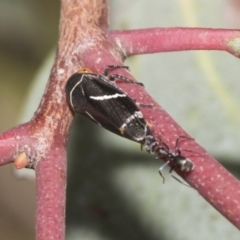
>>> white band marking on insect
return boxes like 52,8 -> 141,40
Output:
119,111 -> 143,135
89,93 -> 126,100
69,74 -> 85,108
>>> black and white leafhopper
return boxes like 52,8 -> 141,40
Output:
65,65 -> 153,145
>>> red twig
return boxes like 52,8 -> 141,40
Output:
109,28 -> 240,57
0,0 -> 240,239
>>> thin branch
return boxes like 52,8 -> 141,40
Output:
109,28 -> 240,58
36,148 -> 66,240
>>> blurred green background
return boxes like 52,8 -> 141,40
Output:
0,1 -> 59,239
0,0 -> 240,239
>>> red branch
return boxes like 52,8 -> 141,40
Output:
109,27 -> 240,57
0,0 -> 240,239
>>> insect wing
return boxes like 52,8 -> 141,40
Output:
66,73 -> 148,142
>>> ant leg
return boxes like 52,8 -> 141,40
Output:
178,136 -> 194,141
158,160 -> 170,183
173,136 -> 195,158
169,164 -> 190,186
136,102 -> 154,108
169,164 -> 175,173
171,175 -> 192,187
175,136 -> 194,151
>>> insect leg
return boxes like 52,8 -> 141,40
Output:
103,65 -> 143,86
158,160 -> 170,183
174,136 -> 194,153
136,102 -> 154,108
171,175 -> 191,187
103,65 -> 129,76
109,74 -> 144,86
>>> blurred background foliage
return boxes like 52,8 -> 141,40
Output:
0,0 -> 240,240
0,1 -> 59,239
0,0 -> 59,130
